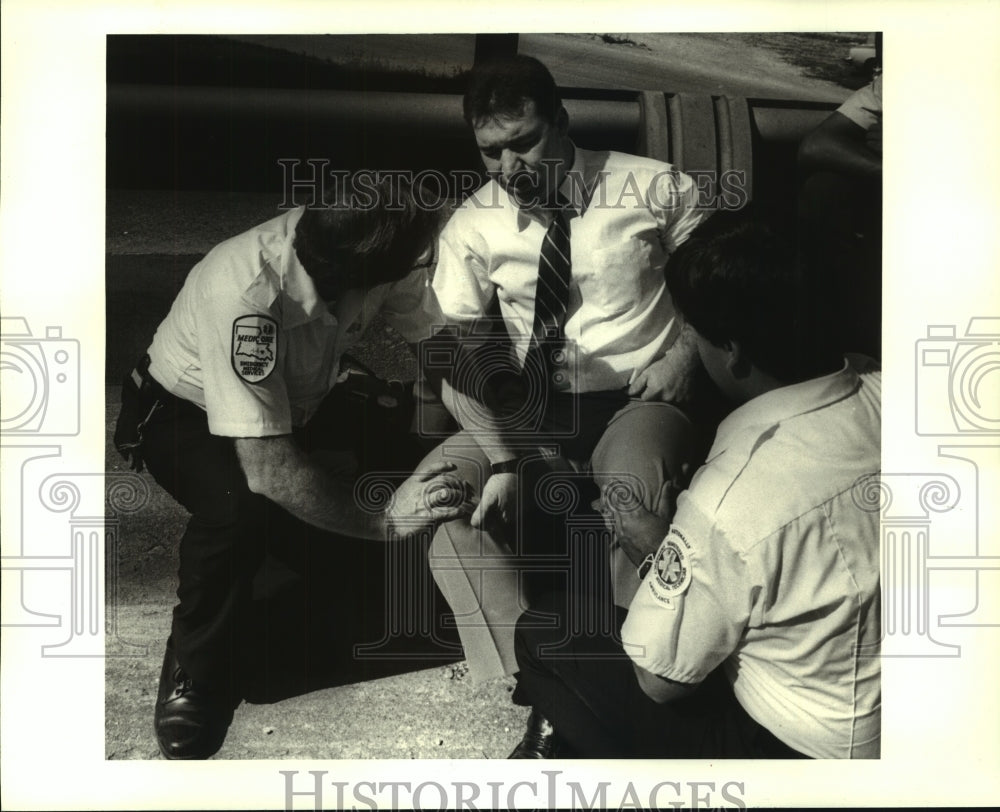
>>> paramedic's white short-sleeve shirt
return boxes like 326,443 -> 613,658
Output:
147,207 -> 442,437
622,358 -> 882,759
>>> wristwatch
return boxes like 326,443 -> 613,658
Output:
490,459 -> 521,475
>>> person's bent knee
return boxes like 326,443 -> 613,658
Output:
418,431 -> 491,490
592,402 -> 701,509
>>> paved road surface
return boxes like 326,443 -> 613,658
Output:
231,32 -> 854,101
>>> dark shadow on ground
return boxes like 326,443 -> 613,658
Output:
242,536 -> 465,705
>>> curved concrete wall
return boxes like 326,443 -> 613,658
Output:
107,83 -> 837,221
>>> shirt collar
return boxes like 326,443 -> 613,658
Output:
514,141 -> 584,232
241,206 -> 332,330
709,359 -> 861,458
560,143 -> 587,215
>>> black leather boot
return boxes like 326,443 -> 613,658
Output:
508,708 -> 564,758
154,639 -> 238,759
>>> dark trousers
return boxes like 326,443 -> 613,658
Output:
136,390 -> 280,696
120,367 -> 429,698
514,591 -> 809,759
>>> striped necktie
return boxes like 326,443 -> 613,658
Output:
524,199 -> 573,391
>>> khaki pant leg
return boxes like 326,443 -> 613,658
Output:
423,433 -> 527,680
590,401 -> 703,608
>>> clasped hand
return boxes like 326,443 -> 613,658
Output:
627,337 -> 700,406
598,478 -> 685,568
387,461 -> 477,534
470,471 -> 518,531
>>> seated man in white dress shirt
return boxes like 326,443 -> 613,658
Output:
412,55 -> 725,755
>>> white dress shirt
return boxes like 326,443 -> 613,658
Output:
432,145 -> 704,393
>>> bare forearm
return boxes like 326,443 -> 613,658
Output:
672,323 -> 698,365
236,437 -> 387,539
798,112 -> 882,179
804,139 -> 881,177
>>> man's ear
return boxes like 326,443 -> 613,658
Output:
726,340 -> 752,379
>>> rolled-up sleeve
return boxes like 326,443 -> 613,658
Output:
837,74 -> 882,131
431,212 -> 495,323
648,166 -> 706,255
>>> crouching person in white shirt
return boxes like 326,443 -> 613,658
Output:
511,210 -> 881,759
114,173 -> 471,760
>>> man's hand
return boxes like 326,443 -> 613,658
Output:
470,472 -> 518,531
627,328 -> 700,406
238,437 -> 475,540
600,478 -> 684,568
387,461 -> 477,535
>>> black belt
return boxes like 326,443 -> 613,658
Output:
128,353 -> 183,403
128,353 -> 157,395
126,354 -> 197,418
116,355 -> 166,472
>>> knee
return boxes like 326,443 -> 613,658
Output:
593,404 -> 701,509
184,472 -> 267,530
418,432 -> 491,491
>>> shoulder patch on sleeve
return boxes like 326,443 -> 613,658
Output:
231,315 -> 278,382
647,530 -> 693,604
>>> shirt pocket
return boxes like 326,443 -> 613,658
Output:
577,235 -> 661,317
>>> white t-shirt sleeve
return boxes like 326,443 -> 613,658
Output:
431,211 -> 495,323
621,495 -> 750,684
194,274 -> 293,437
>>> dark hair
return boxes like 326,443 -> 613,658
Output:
463,55 -> 562,127
294,172 -> 442,301
665,211 -> 837,382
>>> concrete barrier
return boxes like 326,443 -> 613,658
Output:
107,83 -> 836,217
